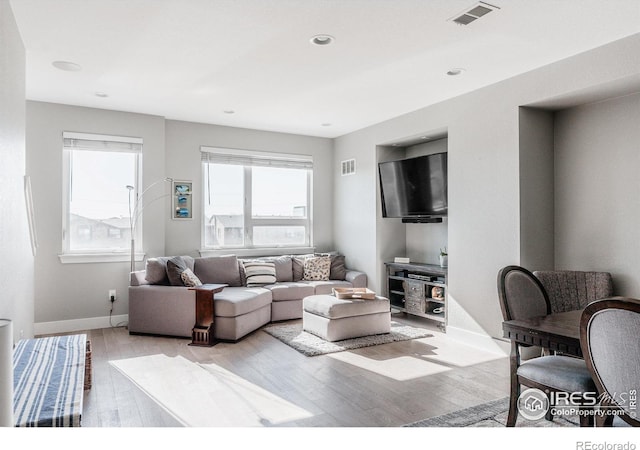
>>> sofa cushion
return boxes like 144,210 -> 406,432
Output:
303,256 -> 331,281
262,256 -> 293,282
243,261 -> 277,287
264,282 -> 315,302
316,252 -> 347,281
292,254 -> 314,281
181,268 -> 202,287
167,256 -> 189,286
145,258 -> 170,284
194,255 -> 242,287
330,255 -> 347,281
240,256 -> 293,283
214,287 -> 272,318
146,256 -> 195,285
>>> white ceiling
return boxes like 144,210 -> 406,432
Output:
9,0 -> 640,138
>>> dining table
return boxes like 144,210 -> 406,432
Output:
502,309 -> 583,357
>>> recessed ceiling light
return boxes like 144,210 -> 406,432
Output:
447,68 -> 465,76
310,34 -> 335,46
321,123 -> 332,127
223,110 -> 235,114
52,60 -> 82,71
420,136 -> 429,140
95,92 -> 108,98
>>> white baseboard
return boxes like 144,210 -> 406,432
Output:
34,314 -> 129,336
445,325 -> 509,356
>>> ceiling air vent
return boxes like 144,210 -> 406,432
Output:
449,2 -> 500,25
341,159 -> 356,176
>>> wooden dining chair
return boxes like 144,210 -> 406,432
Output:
580,297 -> 640,427
497,265 -> 596,427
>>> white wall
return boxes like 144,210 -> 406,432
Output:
554,93 -> 640,296
334,34 -> 640,346
26,102 -> 166,328
0,1 -> 34,340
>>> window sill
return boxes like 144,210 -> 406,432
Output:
58,252 -> 145,264
199,247 -> 315,258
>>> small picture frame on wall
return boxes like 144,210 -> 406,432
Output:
172,180 -> 192,220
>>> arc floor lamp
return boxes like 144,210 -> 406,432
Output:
127,177 -> 173,274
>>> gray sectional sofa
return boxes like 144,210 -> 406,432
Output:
128,253 -> 367,341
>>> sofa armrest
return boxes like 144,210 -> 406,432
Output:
345,270 -> 367,288
130,270 -> 149,286
128,285 -> 194,338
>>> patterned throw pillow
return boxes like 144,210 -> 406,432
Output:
303,256 -> 331,281
181,268 -> 203,287
243,261 -> 277,287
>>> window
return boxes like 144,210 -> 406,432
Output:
201,147 -> 312,250
62,132 -> 141,259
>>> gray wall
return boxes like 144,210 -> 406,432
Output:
374,144 -> 407,294
26,102 -> 166,327
0,2 -> 34,340
519,108 -> 555,271
334,34 -> 640,345
164,120 -> 334,257
25,107 -> 333,328
554,93 -> 640,296
405,138 -> 449,264
18,29 -> 640,339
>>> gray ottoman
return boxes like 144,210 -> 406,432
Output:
302,294 -> 391,342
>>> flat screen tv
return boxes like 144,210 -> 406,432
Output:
378,152 -> 447,223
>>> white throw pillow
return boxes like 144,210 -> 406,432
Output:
243,261 -> 277,287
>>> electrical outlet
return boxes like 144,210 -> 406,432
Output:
109,289 -> 116,303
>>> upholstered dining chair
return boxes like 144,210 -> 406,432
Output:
580,297 -> 640,427
497,265 -> 596,427
533,270 -> 613,313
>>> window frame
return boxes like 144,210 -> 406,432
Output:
60,132 -> 143,264
200,147 -> 314,254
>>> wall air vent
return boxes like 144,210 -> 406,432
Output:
341,159 -> 356,176
449,2 -> 500,25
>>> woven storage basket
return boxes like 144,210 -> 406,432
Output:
84,340 -> 92,390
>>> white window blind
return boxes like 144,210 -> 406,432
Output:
63,131 -> 143,153
200,146 -> 313,170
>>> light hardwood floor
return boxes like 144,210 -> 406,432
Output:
75,312 -> 510,427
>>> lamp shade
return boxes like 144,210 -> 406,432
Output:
0,319 -> 13,427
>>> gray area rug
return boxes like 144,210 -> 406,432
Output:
263,321 -> 432,356
405,397 -> 578,427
